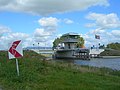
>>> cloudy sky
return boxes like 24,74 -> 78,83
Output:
0,0 -> 120,49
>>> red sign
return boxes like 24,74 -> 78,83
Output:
8,40 -> 23,59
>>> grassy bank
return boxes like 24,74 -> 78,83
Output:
100,49 -> 120,56
0,50 -> 120,90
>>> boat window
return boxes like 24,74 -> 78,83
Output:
68,44 -> 71,49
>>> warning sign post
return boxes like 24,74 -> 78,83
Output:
8,40 -> 23,76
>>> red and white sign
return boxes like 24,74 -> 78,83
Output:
8,40 -> 23,59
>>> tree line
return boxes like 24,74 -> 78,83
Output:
107,42 -> 120,50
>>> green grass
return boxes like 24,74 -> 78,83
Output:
0,50 -> 120,90
100,50 -> 120,56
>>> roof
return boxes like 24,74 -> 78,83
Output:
62,32 -> 79,36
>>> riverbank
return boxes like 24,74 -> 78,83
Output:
100,49 -> 120,56
0,50 -> 120,90
102,56 -> 120,59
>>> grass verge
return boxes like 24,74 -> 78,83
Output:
0,50 -> 120,90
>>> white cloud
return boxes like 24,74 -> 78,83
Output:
0,32 -> 30,50
0,17 -> 59,50
85,23 -> 96,28
63,19 -> 74,24
0,25 -> 32,50
84,13 -> 120,47
111,30 -> 120,38
33,17 -> 59,45
23,37 -> 35,47
0,0 -> 109,15
0,26 -> 11,37
38,17 -> 59,27
87,28 -> 106,34
86,13 -> 120,29
34,28 -> 50,37
83,29 -> 120,48
38,17 -> 59,33
34,28 -> 51,42
7,32 -> 29,41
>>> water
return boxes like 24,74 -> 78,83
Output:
74,58 -> 120,70
55,58 -> 120,70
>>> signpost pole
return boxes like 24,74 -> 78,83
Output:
16,58 -> 20,76
8,40 -> 23,76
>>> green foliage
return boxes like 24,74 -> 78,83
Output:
107,42 -> 120,50
52,35 -> 68,49
100,50 -> 120,56
0,50 -> 120,90
53,38 -> 61,49
99,44 -> 105,49
76,36 -> 85,48
100,43 -> 120,56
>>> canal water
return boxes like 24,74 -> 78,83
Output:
74,58 -> 120,70
55,58 -> 120,70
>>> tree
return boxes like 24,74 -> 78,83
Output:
107,42 -> 120,50
76,36 -> 84,48
53,38 -> 61,49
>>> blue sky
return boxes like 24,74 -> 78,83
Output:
0,0 -> 120,49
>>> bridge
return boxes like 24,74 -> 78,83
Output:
31,48 -> 105,58
32,49 -> 54,54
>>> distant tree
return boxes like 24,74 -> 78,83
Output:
99,44 -> 105,49
107,42 -> 120,50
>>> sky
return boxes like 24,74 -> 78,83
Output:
0,0 -> 120,50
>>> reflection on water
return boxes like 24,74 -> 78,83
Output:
55,58 -> 120,70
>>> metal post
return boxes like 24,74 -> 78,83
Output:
16,58 -> 20,76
